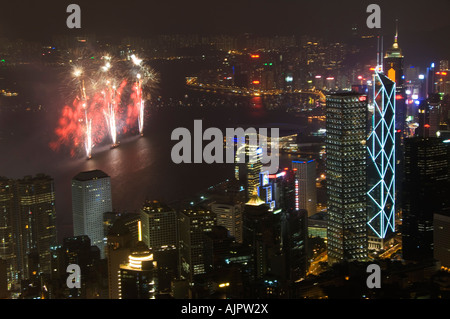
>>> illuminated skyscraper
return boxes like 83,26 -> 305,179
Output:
243,191 -> 273,280
211,202 -> 244,243
326,92 -> 368,264
140,200 -> 177,252
72,170 -> 112,259
367,71 -> 396,239
384,21 -> 406,135
0,177 -> 17,286
233,131 -> 263,200
292,159 -> 317,217
118,241 -> 158,299
383,23 -> 406,229
140,200 -> 178,293
16,174 -> 57,278
178,208 -> 215,282
247,147 -> 263,200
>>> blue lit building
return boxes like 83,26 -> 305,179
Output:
367,71 -> 396,240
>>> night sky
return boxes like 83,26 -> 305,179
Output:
0,0 -> 449,65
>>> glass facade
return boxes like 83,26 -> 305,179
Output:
326,92 -> 368,264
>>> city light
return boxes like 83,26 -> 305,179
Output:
1,2 -> 448,302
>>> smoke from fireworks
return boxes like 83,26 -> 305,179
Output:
50,50 -> 158,158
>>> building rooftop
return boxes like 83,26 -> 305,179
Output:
73,169 -> 109,181
326,91 -> 363,97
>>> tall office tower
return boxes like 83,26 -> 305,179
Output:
402,137 -> 448,261
243,191 -> 275,281
326,92 -> 368,265
106,236 -> 131,299
0,177 -> 18,286
292,159 -> 317,217
140,200 -> 177,251
16,174 -> 57,278
140,200 -> 178,293
233,131 -> 263,200
211,202 -> 243,243
118,241 -> 158,299
283,209 -> 308,282
72,170 -> 112,258
106,216 -> 136,299
247,147 -> 263,200
61,235 -> 103,298
384,21 -> 406,136
367,71 -> 396,240
178,208 -> 215,283
433,137 -> 450,268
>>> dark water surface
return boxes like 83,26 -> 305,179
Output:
0,61 -> 314,241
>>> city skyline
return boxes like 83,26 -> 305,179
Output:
0,0 -> 449,65
0,0 -> 449,301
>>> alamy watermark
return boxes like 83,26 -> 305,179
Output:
66,264 -> 81,289
171,120 -> 279,174
66,4 -> 81,29
366,264 -> 381,289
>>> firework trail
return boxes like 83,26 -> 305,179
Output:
51,50 -> 158,158
102,80 -> 120,147
74,68 -> 94,159
100,56 -> 127,147
129,54 -> 158,137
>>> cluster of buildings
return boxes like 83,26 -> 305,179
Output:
0,27 -> 450,299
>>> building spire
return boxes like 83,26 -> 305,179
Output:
393,19 -> 399,49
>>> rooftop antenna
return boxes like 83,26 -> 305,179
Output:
380,35 -> 383,72
376,34 -> 384,73
393,19 -> 399,49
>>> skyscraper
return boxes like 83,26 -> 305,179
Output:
243,191 -> 275,281
292,159 -> 317,217
178,208 -> 215,283
72,170 -> 112,258
16,174 -> 57,278
59,235 -> 103,299
140,200 -> 177,252
383,23 -> 406,228
384,21 -> 406,135
326,92 -> 368,264
367,71 -> 396,239
211,202 -> 244,243
402,137 -> 448,261
0,177 -> 17,286
233,131 -> 263,200
283,209 -> 308,282
118,241 -> 158,299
